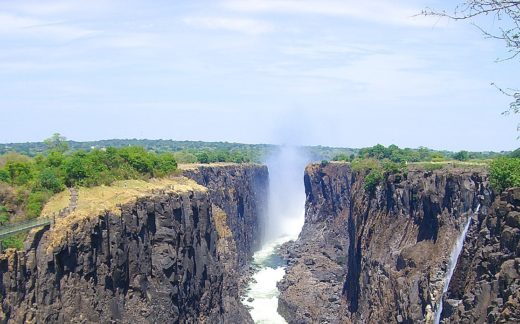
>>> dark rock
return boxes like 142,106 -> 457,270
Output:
0,164 -> 268,324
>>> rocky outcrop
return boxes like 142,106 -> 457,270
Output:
0,164 -> 268,323
279,162 -> 492,323
441,188 -> 520,323
182,163 -> 268,266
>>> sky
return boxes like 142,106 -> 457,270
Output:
0,0 -> 517,151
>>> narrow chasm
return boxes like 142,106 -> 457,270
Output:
242,147 -> 308,324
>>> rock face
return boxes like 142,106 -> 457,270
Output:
278,162 -> 493,324
183,164 -> 269,266
442,188 -> 520,323
0,164 -> 268,323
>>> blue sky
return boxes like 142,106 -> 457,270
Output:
0,0 -> 517,151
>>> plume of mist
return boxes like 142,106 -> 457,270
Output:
262,145 -> 310,244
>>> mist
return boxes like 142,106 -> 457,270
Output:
263,146 -> 311,244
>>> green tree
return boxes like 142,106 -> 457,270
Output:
489,157 -> 520,193
453,150 -> 469,161
44,133 -> 69,153
26,191 -> 49,219
38,169 -> 64,193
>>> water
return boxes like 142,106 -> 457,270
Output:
243,235 -> 297,324
433,204 -> 480,324
243,146 -> 307,323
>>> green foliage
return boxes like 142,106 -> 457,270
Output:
509,148 -> 520,158
0,169 -> 9,182
44,133 -> 69,153
489,157 -> 520,193
173,151 -> 198,164
350,158 -> 381,172
382,160 -> 405,174
1,232 -> 27,250
364,169 -> 384,193
332,153 -> 351,162
321,160 -> 329,166
5,161 -> 34,186
422,163 -> 444,171
453,150 -> 469,161
0,205 -> 9,225
26,191 -> 50,219
38,169 -> 64,193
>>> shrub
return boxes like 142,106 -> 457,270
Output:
0,205 -> 9,225
321,160 -> 329,166
38,169 -> 64,193
1,232 -> 26,250
364,169 -> 384,193
489,157 -> 520,193
350,158 -> 380,172
382,160 -> 405,174
26,191 -> 50,219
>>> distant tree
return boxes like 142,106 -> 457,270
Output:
44,133 -> 69,153
453,150 -> 470,161
510,148 -> 520,157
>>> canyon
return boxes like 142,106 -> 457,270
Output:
0,161 -> 518,323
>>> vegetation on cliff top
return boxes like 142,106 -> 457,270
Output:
489,157 -> 520,193
0,135 -> 179,249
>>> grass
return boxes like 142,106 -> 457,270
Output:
40,189 -> 71,218
178,162 -> 257,170
45,177 -> 207,252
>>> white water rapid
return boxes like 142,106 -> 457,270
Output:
242,147 -> 308,324
433,204 -> 480,324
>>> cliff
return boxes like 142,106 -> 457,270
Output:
0,164 -> 268,323
278,162 -> 497,323
442,188 -> 520,323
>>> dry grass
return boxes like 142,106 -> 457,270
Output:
41,190 -> 71,218
46,177 -> 207,251
212,204 -> 231,239
178,162 -> 240,170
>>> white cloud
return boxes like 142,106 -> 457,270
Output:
0,13 -> 95,40
183,16 -> 274,34
222,0 -> 440,27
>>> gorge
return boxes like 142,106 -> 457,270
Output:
0,160 -> 519,323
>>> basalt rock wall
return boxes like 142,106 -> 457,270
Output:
279,162 -> 493,323
0,164 -> 268,324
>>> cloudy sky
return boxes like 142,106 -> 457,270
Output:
0,0 -> 517,151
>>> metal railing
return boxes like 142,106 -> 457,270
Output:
0,217 -> 51,240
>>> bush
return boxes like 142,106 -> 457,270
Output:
350,158 -> 380,172
38,169 -> 64,193
1,232 -> 27,250
364,169 -> 383,193
0,205 -> 9,225
489,157 -> 520,193
26,190 -> 50,219
382,160 -> 405,174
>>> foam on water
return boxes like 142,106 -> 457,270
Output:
243,235 -> 296,324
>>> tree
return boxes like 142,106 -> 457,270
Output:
423,1 -> 519,129
453,150 -> 470,161
44,133 -> 69,153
